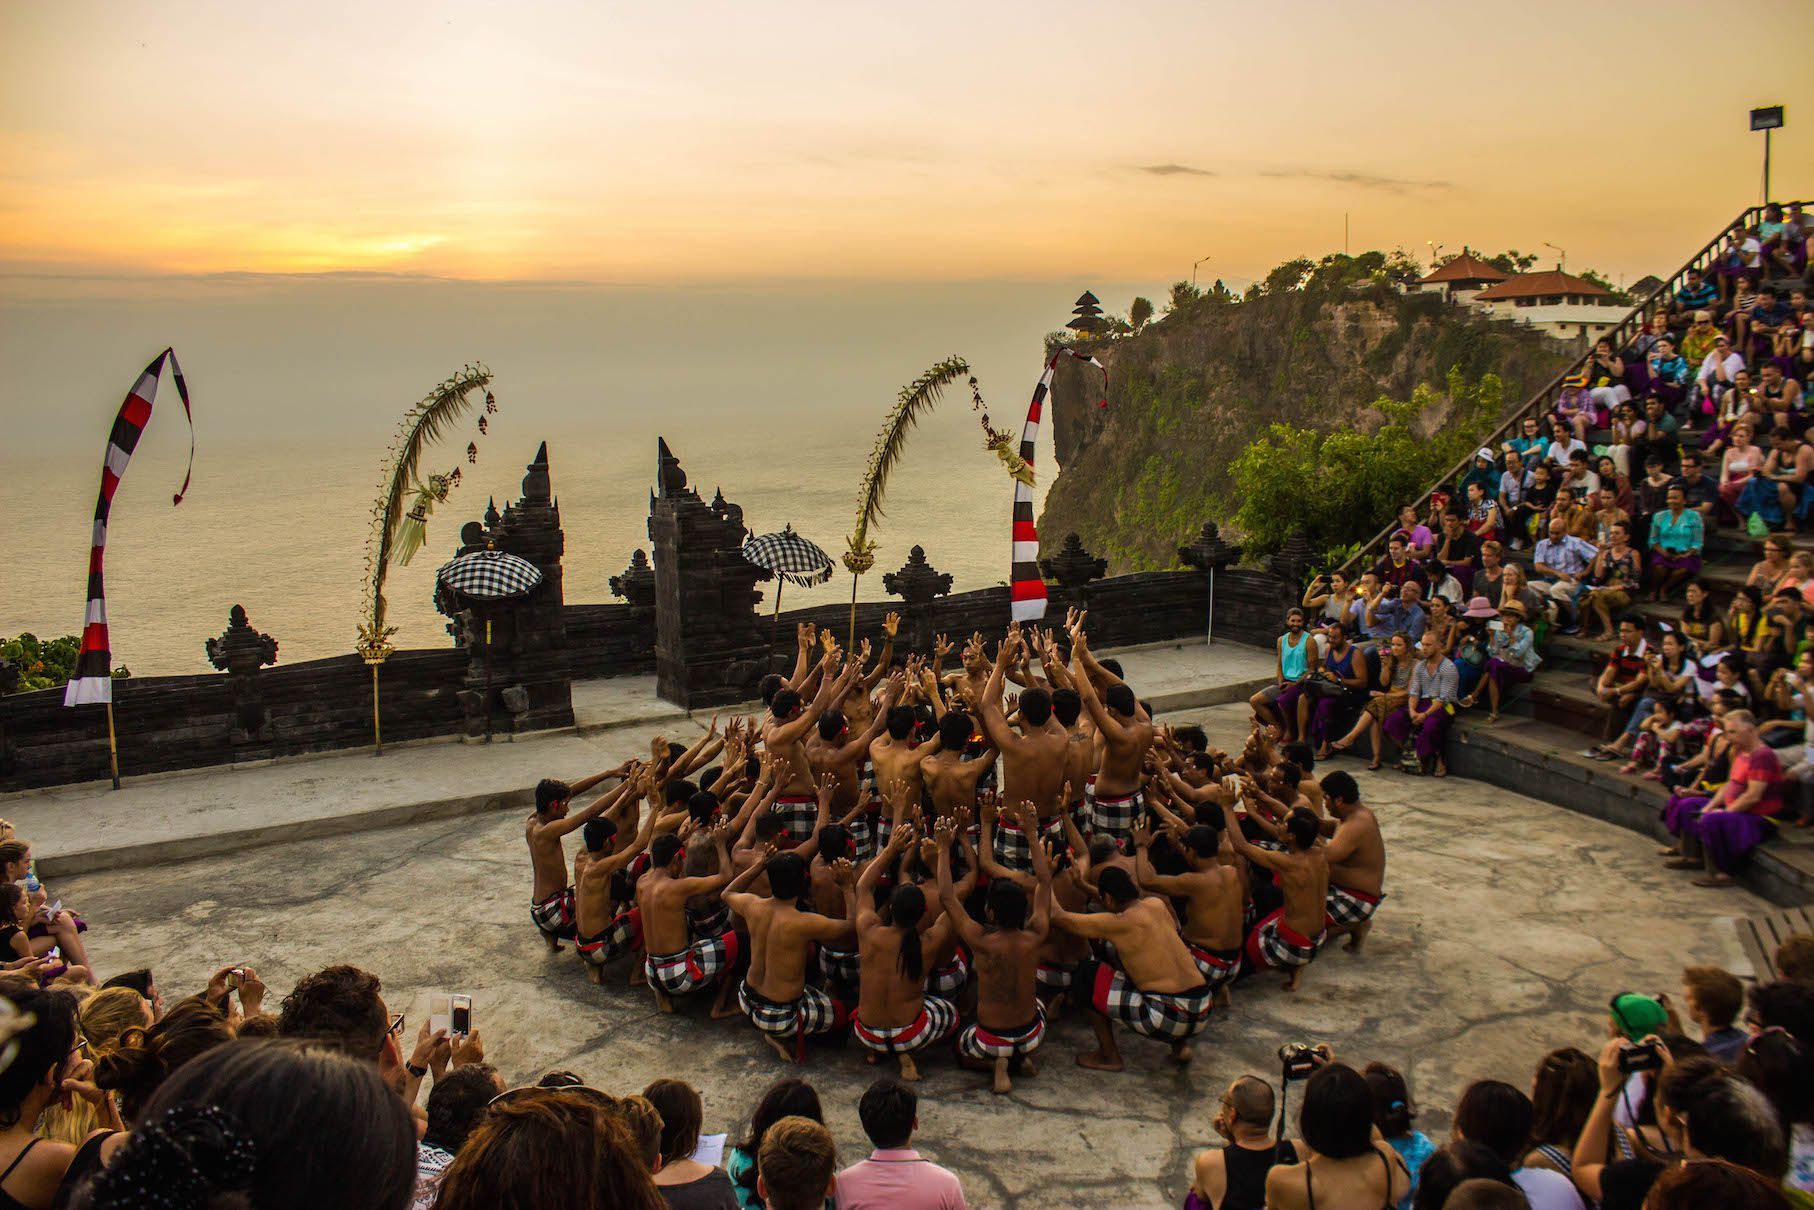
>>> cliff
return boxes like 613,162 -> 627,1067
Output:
1042,275 -> 1578,571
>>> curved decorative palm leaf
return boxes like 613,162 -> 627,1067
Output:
360,364 -> 493,651
845,356 -> 970,568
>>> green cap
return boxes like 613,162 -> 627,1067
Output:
1610,993 -> 1668,1041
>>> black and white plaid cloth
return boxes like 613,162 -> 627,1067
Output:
741,527 -> 834,586
437,550 -> 544,599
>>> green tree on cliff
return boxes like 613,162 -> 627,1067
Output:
1228,369 -> 1504,559
1129,296 -> 1154,331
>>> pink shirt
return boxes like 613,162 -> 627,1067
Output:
835,1149 -> 968,1210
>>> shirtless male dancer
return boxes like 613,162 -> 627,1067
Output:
1132,820 -> 1245,1006
849,823 -> 960,1082
1054,865 -> 1214,1070
1070,624 -> 1155,851
869,703 -> 933,843
637,824 -> 742,1017
574,770 -> 660,982
1317,771 -> 1387,953
920,710 -> 997,840
726,850 -> 857,1064
936,813 -> 1052,1095
806,673 -> 902,861
1037,630 -> 1096,835
763,649 -> 859,845
1218,791 -> 1329,992
973,629 -> 1069,869
526,765 -> 634,950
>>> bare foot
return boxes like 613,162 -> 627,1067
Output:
585,964 -> 603,985
1076,1050 -> 1124,1072
709,1001 -> 743,1021
629,963 -> 647,988
991,1056 -> 1012,1094
1213,984 -> 1232,1009
1345,921 -> 1371,953
1019,1055 -> 1039,1077
761,1033 -> 795,1063
864,1051 -> 881,1066
1692,874 -> 1734,888
653,985 -> 675,1014
1658,845 -> 1682,857
1168,1042 -> 1194,1066
543,934 -> 564,953
899,1053 -> 921,1083
1284,966 -> 1305,992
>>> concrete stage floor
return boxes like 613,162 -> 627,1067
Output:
47,698 -> 1762,1208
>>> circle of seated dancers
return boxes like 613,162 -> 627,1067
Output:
525,612 -> 1389,1092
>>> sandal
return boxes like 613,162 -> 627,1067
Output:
1618,762 -> 1639,775
1663,857 -> 1701,870
1484,712 -> 1500,724
1692,875 -> 1733,888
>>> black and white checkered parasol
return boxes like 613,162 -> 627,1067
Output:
436,550 -> 545,599
741,526 -> 834,587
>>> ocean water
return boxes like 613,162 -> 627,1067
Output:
1,277 -> 1160,676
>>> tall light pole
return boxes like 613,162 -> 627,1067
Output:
1426,240 -> 1444,267
1192,254 -> 1213,287
1543,241 -> 1566,271
1752,106 -> 1785,201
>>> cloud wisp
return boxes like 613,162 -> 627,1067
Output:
1137,163 -> 1217,177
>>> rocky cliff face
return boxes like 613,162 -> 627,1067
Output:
1042,284 -> 1577,571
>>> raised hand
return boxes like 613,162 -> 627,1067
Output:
709,819 -> 733,846
883,611 -> 901,638
1131,822 -> 1152,850
933,816 -> 956,848
831,858 -> 857,889
817,773 -> 838,810
798,622 -> 815,651
934,633 -> 953,661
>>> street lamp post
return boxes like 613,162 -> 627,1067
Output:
1752,106 -> 1785,201
1192,254 -> 1213,287
1543,241 -> 1566,272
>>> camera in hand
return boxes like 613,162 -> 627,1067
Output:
1618,1039 -> 1663,1073
1279,1043 -> 1321,1082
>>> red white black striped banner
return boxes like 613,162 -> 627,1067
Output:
64,348 -> 195,706
1009,349 -> 1106,622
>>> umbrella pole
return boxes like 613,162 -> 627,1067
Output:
767,580 -> 785,673
848,573 -> 858,651
104,700 -> 121,791
483,616 -> 494,741
371,663 -> 383,756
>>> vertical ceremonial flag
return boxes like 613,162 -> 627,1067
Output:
64,348 -> 195,706
1009,349 -> 1107,622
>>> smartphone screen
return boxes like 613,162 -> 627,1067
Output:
450,996 -> 472,1036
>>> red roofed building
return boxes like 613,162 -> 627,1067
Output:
1416,248 -> 1509,304
1471,269 -> 1622,341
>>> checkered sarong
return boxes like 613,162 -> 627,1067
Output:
959,1007 -> 1047,1060
687,901 -> 732,942
992,814 -> 1065,875
1245,908 -> 1324,971
847,810 -> 876,864
927,945 -> 971,997
577,909 -> 641,968
646,931 -> 741,996
1079,959 -> 1211,1041
1085,783 -> 1145,848
1324,884 -> 1382,927
851,996 -> 959,1055
738,980 -> 845,1038
1035,959 -> 1074,991
1184,939 -> 1241,991
772,796 -> 818,846
530,887 -> 576,939
818,945 -> 861,996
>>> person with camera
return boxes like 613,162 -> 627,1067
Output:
1264,1061 -> 1411,1210
1187,1075 -> 1279,1210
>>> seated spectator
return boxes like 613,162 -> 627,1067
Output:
835,1079 -> 965,1210
1605,400 -> 1644,478
1671,966 -> 1748,1063
1391,505 -> 1435,561
1504,415 -> 1548,465
1373,535 -> 1427,592
1593,457 -> 1635,517
93,996 -> 235,1140
1463,480 -> 1500,544
1522,1048 -> 1595,1179
1749,428 -> 1814,528
0,841 -> 93,979
1606,631 -> 1695,772
643,1078 -> 740,1209
1680,578 -> 1727,649
1732,1029 -> 1814,1196
1688,709 -> 1785,888
1586,618 -> 1651,752
757,1116 -> 839,1210
1699,334 -> 1746,417
414,1064 -> 504,1210
1410,1142 -> 1517,1210
1496,563 -> 1548,623
1646,341 -> 1692,414
1581,521 -> 1641,641
276,965 -> 437,1112
1460,450 -> 1499,500
1301,572 -> 1357,632
1642,1158 -> 1791,1209
1776,934 -> 1814,985
1382,631 -> 1459,777
1719,422 -> 1767,518
1459,600 -> 1538,724
1265,1063 -> 1410,1210
1553,383 -> 1595,444
1361,581 -> 1427,649
1586,338 -> 1632,413
0,886 -> 87,987
1451,1079 -> 1584,1210
726,1079 -> 825,1210
1671,268 -> 1720,325
98,971 -> 162,1022
77,1038 -> 420,1210
1496,455 -> 1538,549
1546,419 -> 1586,467
1434,510 -> 1483,587
1548,487 -> 1596,544
1330,632 -> 1414,771
1251,609 -> 1316,737
0,989 -> 80,1210
1561,454 -> 1601,507
1363,1062 -> 1434,1207
1757,360 -> 1805,427
1531,518 -> 1598,633
1645,485 -> 1704,601
1423,560 -> 1465,608
1574,1042 -> 1787,1210
1189,1075 -> 1278,1210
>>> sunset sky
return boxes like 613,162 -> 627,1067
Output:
4,0 -> 1809,288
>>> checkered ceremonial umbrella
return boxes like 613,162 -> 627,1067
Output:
741,526 -> 834,587
435,550 -> 544,599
